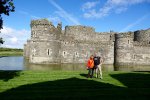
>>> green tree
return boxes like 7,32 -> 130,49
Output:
0,37 -> 4,44
0,0 -> 15,44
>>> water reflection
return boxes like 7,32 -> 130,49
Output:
115,65 -> 150,71
0,56 -> 24,70
0,56 -> 150,71
24,59 -> 86,71
24,58 -> 114,71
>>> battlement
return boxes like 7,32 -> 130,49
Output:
133,29 -> 150,44
66,25 -> 94,29
30,19 -> 54,27
116,32 -> 134,38
30,19 -> 62,40
65,25 -> 95,33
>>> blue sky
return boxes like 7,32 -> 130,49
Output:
0,0 -> 150,48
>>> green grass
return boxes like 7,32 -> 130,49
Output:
0,51 -> 23,56
0,71 -> 150,100
0,48 -> 23,56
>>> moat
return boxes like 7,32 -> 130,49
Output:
0,56 -> 150,71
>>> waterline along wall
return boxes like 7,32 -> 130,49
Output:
24,19 -> 150,71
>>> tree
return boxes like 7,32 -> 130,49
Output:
0,0 -> 15,44
0,37 -> 4,44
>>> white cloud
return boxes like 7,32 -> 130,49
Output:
120,14 -> 149,32
115,7 -> 127,14
31,15 -> 41,19
106,0 -> 150,6
1,26 -> 14,34
0,26 -> 30,48
48,0 -> 80,25
48,16 -> 61,23
81,1 -> 99,11
18,10 -> 40,19
10,37 -> 18,44
82,0 -> 150,18
83,9 -> 101,18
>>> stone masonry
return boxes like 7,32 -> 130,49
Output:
24,19 -> 150,67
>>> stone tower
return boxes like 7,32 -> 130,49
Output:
132,29 -> 150,66
114,32 -> 134,66
29,19 -> 62,63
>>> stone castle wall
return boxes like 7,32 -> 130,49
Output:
60,25 -> 114,64
24,19 -> 150,68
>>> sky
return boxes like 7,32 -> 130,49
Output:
0,0 -> 150,48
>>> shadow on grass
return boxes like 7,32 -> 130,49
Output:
80,73 -> 96,78
0,73 -> 150,100
80,73 -> 88,78
0,77 -> 123,100
110,72 -> 150,88
133,71 -> 150,73
0,71 -> 21,81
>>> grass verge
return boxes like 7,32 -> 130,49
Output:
0,48 -> 23,56
0,51 -> 23,56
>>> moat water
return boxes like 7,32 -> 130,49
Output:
0,56 -> 149,71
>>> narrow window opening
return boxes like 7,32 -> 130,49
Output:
110,35 -> 112,40
47,49 -> 49,55
63,51 -> 66,57
128,40 -> 129,44
33,49 -> 36,56
76,52 -> 77,55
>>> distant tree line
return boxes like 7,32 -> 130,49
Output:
0,47 -> 23,52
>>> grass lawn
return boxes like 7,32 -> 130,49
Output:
0,51 -> 23,56
0,70 -> 150,100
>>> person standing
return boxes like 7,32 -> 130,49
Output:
93,54 -> 103,79
86,55 -> 94,78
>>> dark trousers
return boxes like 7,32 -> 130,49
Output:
88,68 -> 92,77
91,65 -> 98,77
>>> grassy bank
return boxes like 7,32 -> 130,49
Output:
0,71 -> 149,100
0,48 -> 23,56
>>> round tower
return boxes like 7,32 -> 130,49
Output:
134,29 -> 150,44
114,32 -> 134,67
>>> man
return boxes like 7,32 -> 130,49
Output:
93,53 -> 103,79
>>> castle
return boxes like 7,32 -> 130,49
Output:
24,19 -> 150,69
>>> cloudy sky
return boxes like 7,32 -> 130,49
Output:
0,0 -> 150,48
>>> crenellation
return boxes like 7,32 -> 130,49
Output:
24,19 -> 150,68
134,29 -> 150,44
57,22 -> 62,32
31,19 -> 53,26
116,32 -> 134,39
65,25 -> 95,36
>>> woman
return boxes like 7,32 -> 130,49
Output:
87,55 -> 94,78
